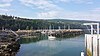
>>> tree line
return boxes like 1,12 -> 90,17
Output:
0,15 -> 91,31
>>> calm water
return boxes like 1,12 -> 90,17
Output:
16,35 -> 85,56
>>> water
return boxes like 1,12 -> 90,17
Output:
16,35 -> 85,56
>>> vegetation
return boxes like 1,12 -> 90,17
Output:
0,14 -> 99,31
0,15 -> 50,30
87,49 -> 92,56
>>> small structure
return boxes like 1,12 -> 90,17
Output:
84,23 -> 100,56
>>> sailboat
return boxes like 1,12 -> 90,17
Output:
48,25 -> 56,40
47,25 -> 55,34
48,35 -> 56,40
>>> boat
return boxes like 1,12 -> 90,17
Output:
48,35 -> 56,40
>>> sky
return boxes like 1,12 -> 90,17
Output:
0,0 -> 100,21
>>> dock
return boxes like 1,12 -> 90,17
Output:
84,23 -> 100,56
16,29 -> 84,37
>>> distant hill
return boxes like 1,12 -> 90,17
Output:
46,19 -> 100,24
0,14 -> 100,31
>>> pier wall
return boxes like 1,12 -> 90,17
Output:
16,29 -> 84,37
85,34 -> 100,56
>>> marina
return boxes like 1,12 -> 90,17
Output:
0,23 -> 100,56
0,28 -> 84,56
0,16 -> 100,56
0,0 -> 100,55
0,0 -> 100,56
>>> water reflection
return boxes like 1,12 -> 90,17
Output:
17,34 -> 85,56
20,34 -> 83,44
20,34 -> 48,44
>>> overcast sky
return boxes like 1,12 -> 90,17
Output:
0,0 -> 100,21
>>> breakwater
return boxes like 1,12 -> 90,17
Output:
0,30 -> 20,56
16,29 -> 84,38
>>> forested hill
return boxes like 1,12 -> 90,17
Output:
0,15 -> 99,31
47,19 -> 99,24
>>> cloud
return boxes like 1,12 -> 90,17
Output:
35,10 -> 100,21
0,0 -> 98,21
19,0 -> 61,11
0,8 -> 10,12
0,8 -> 14,12
19,0 -> 63,19
61,11 -> 100,21
91,8 -> 100,12
86,1 -> 93,4
0,3 -> 11,7
55,0 -> 93,4
0,0 -> 13,7
36,11 -> 60,19
58,0 -> 70,3
20,0 -> 99,21
1,0 -> 13,3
